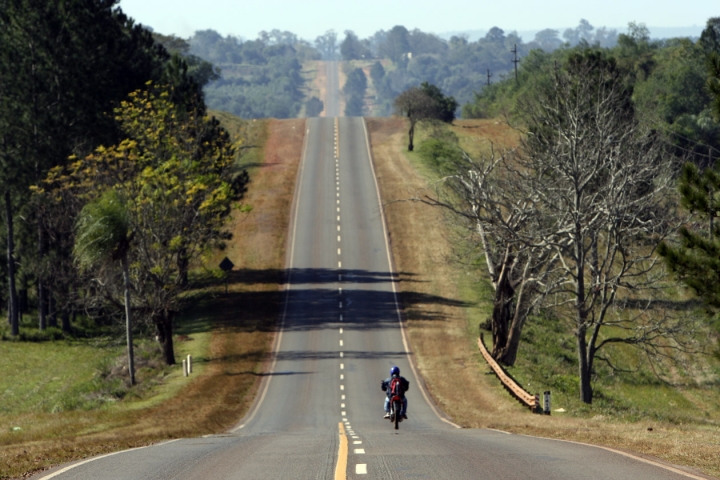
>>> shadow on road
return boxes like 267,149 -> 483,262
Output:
178,266 -> 471,368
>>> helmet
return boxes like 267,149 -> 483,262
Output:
390,366 -> 400,376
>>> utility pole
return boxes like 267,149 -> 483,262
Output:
486,69 -> 493,86
511,44 -> 519,82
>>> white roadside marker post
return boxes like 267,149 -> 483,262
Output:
183,359 -> 188,377
187,355 -> 192,374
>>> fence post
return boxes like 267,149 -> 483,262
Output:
544,391 -> 551,415
187,355 -> 192,374
182,358 -> 188,377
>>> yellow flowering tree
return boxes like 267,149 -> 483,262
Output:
41,83 -> 244,365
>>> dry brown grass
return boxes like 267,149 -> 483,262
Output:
335,62 -> 347,116
2,119 -> 304,480
366,117 -> 720,479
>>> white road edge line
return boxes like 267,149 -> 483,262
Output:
38,440 -> 181,480
231,118 -> 312,433
360,118 -> 461,430
515,433 -> 710,480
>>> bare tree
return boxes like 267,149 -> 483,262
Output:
516,52 -> 685,404
422,52 -> 693,403
421,147 -> 559,366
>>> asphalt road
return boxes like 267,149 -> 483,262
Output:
34,112 -> 713,479
324,61 -> 340,118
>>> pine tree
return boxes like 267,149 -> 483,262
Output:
659,52 -> 720,309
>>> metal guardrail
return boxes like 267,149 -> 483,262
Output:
477,332 -> 540,413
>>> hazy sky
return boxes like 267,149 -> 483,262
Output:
118,0 -> 717,40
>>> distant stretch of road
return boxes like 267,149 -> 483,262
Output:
32,64 -> 712,479
324,60 -> 340,117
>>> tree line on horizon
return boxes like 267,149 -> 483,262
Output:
162,19 -> 628,119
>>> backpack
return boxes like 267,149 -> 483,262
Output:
389,377 -> 404,397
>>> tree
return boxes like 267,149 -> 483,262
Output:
344,67 -> 368,116
563,19 -> 595,46
393,87 -> 439,151
420,147 -> 556,365
709,52 -> 720,119
340,30 -> 371,60
420,82 -> 458,123
42,85 -> 241,364
699,17 -> 720,54
0,0 -> 170,335
484,27 -> 506,45
533,29 -> 563,51
370,61 -> 385,87
379,26 -> 411,63
658,51 -> 720,311
305,96 -> 324,117
394,83 -> 456,151
517,52 -> 681,404
74,190 -> 135,384
314,30 -> 338,60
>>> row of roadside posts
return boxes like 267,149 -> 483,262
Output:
535,391 -> 552,415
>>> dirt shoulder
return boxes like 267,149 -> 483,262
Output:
366,117 -> 719,479
6,119 -> 304,480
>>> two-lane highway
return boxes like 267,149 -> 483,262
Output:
34,68 -> 713,478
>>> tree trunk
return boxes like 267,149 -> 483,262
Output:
121,254 -> 135,385
18,287 -> 28,315
490,282 -> 513,362
177,249 -> 189,287
48,298 -> 58,328
5,190 -> 19,336
500,273 -> 536,367
574,222 -> 593,403
490,254 -> 515,364
577,325 -> 593,404
61,310 -> 70,332
156,313 -> 176,365
38,282 -> 47,330
50,294 -> 61,330
38,221 -> 47,330
408,120 -> 415,151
